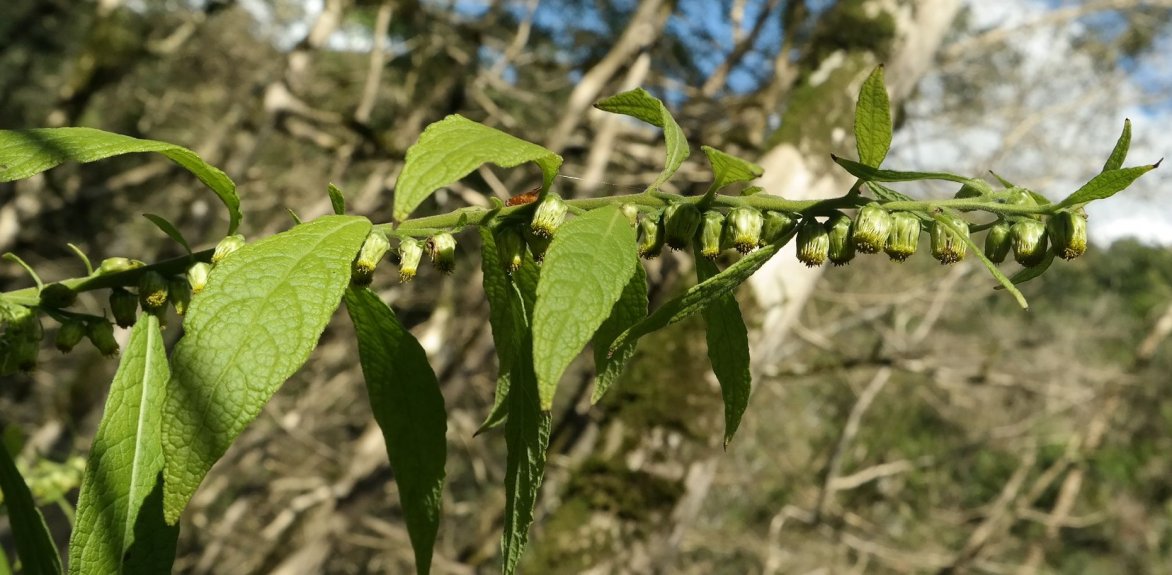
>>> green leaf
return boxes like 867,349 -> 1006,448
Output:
142,213 -> 192,254
610,239 -> 787,355
476,228 -> 540,433
595,89 -> 690,193
344,288 -> 447,575
932,214 -> 1029,310
1102,119 -> 1131,173
833,155 -> 986,189
501,332 -> 551,575
591,263 -> 647,403
161,215 -> 371,523
854,65 -> 892,168
328,183 -> 346,215
695,254 -> 751,447
393,115 -> 563,221
702,145 -> 764,191
0,440 -> 62,575
1056,162 -> 1160,209
532,206 -> 637,410
70,314 -> 177,575
0,128 -> 241,234
1006,250 -> 1055,289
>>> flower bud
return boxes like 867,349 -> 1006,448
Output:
760,211 -> 799,246
698,210 -> 725,260
56,320 -> 86,353
530,193 -> 568,238
351,231 -> 391,286
138,271 -> 170,313
884,212 -> 921,262
523,227 -> 552,263
620,204 -> 640,226
398,239 -> 424,282
427,232 -> 457,274
638,211 -> 666,259
727,207 -> 764,254
825,212 -> 855,266
109,288 -> 138,328
86,319 -> 119,357
98,257 -> 144,276
984,222 -> 1012,263
1011,219 -> 1048,267
212,234 -> 246,264
495,226 -> 526,273
852,205 -> 892,254
1047,211 -> 1087,260
930,215 -> 969,265
663,203 -> 702,250
187,262 -> 212,294
796,217 -> 829,267
169,277 -> 192,316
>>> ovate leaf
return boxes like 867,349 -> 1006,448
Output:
695,254 -> 751,447
0,128 -> 241,234
70,314 -> 178,575
501,333 -> 551,575
344,288 -> 447,575
161,215 -> 371,523
393,115 -> 562,221
0,441 -> 61,575
1102,119 -> 1131,173
1056,162 -> 1160,208
591,263 -> 647,403
595,89 -> 690,193
610,240 -> 785,354
532,206 -> 637,410
854,65 -> 892,168
702,145 -> 764,192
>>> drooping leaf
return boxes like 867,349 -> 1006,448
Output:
0,128 -> 241,234
695,254 -> 751,447
591,263 -> 647,404
1056,162 -> 1160,209
595,88 -> 690,193
161,215 -> 371,523
344,288 -> 447,575
833,155 -> 988,190
1102,119 -> 1131,173
610,240 -> 786,355
393,115 -> 562,221
932,214 -> 1029,310
477,228 -> 540,433
854,65 -> 892,168
702,145 -> 764,192
70,314 -> 178,575
142,213 -> 192,254
0,441 -> 61,575
532,206 -> 637,410
1006,250 -> 1055,289
501,331 -> 551,575
328,183 -> 346,215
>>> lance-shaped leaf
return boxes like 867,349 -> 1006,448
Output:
1005,250 -> 1055,290
695,254 -> 751,447
393,115 -> 563,221
0,128 -> 241,234
591,263 -> 647,404
142,213 -> 192,254
0,441 -> 61,575
595,89 -> 690,193
702,145 -> 764,192
328,183 -> 346,215
344,288 -> 447,575
610,240 -> 786,355
477,228 -> 540,433
501,331 -> 551,575
532,206 -> 637,410
70,314 -> 178,575
1056,161 -> 1161,208
854,65 -> 892,168
833,155 -> 991,193
932,213 -> 1029,310
161,215 -> 371,523
1102,119 -> 1131,173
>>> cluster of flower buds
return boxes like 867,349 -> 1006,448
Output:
981,210 -> 1087,267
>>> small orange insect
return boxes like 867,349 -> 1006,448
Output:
506,187 -> 541,206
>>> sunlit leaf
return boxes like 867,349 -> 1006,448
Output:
702,145 -> 764,192
595,89 -> 690,193
696,254 -> 751,447
1056,162 -> 1160,208
1102,119 -> 1131,173
854,65 -> 892,168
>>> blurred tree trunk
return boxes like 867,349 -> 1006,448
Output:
526,1 -> 961,572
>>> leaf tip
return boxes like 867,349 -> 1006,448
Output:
1153,157 -> 1164,169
